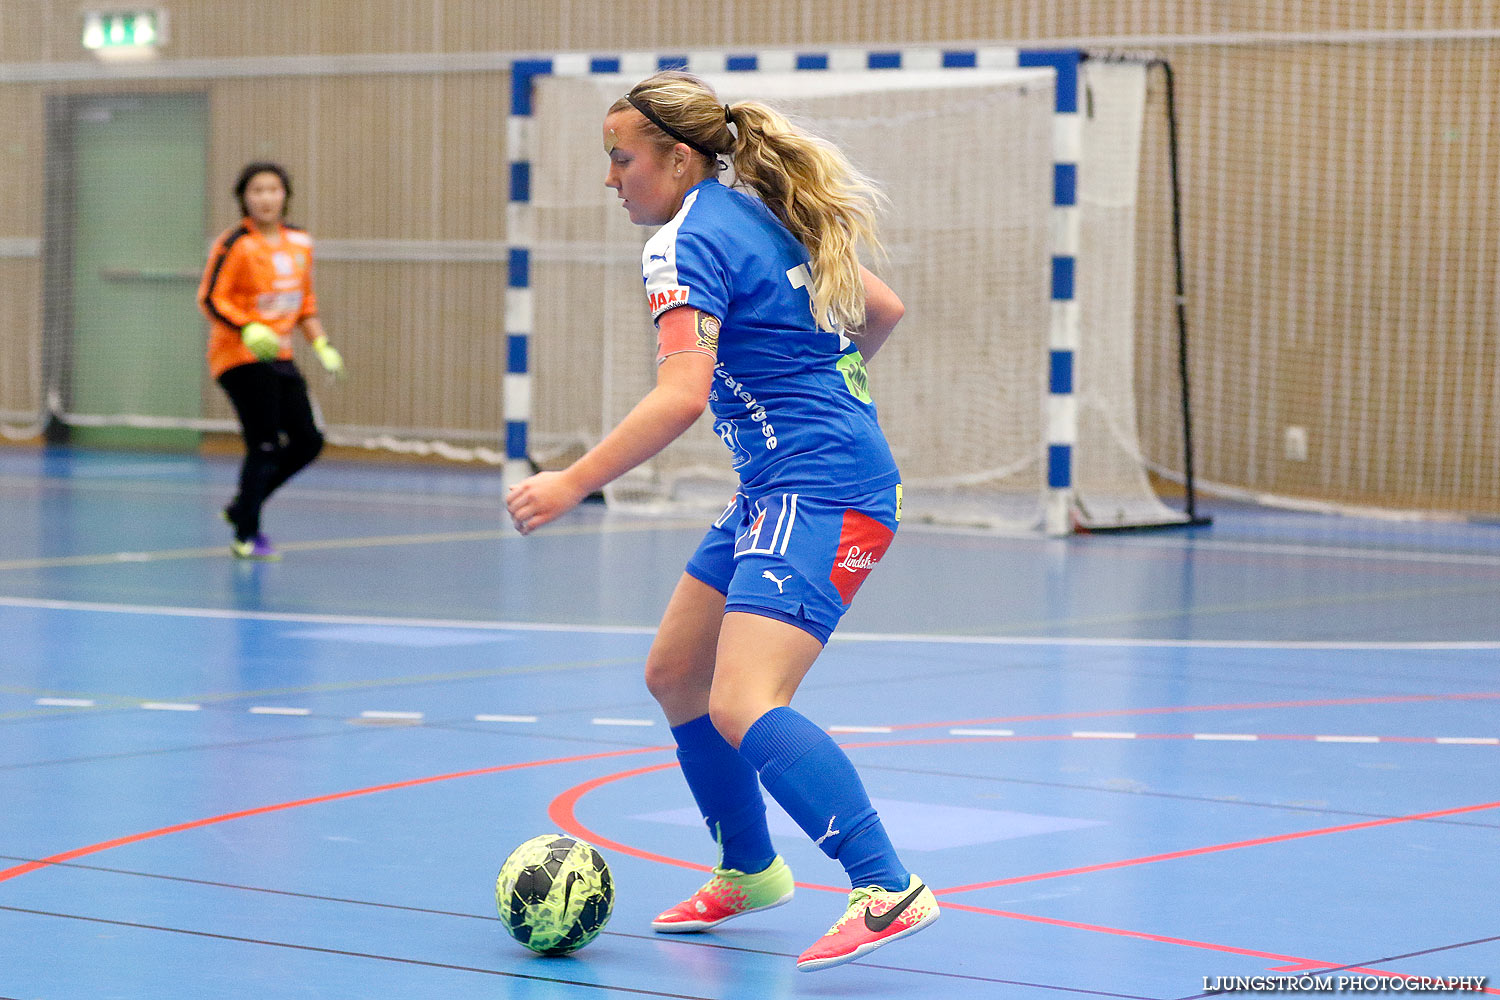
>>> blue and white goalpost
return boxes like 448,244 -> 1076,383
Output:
508,47 -> 1185,535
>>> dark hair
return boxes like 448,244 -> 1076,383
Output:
234,161 -> 292,217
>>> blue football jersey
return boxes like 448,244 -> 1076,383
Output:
641,178 -> 900,496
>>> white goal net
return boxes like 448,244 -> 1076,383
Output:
528,63 -> 1181,532
1074,59 -> 1192,531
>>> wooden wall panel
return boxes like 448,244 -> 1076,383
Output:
3,2 -> 1498,509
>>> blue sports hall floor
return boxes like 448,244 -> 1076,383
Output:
1,446 -> 1496,999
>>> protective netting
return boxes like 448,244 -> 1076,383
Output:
10,74 -> 511,457
531,69 -> 1060,528
1074,59 -> 1190,529
7,20 -> 1500,524
1130,40 -> 1500,519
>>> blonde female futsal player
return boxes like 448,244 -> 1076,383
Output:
505,71 -> 938,971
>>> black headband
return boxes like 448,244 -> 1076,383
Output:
626,93 -> 722,160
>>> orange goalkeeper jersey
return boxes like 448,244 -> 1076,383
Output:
199,219 -> 320,378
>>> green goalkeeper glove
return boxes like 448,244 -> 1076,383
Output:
241,322 -> 280,361
312,335 -> 345,378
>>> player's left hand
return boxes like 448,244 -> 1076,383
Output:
311,335 -> 345,378
506,471 -> 586,535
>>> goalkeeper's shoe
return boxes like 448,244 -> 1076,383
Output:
796,875 -> 939,972
231,534 -> 280,561
651,856 -> 794,933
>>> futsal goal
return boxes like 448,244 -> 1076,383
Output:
520,53 -> 1199,534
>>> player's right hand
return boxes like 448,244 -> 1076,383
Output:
506,471 -> 587,535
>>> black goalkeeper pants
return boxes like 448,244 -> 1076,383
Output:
217,360 -> 324,542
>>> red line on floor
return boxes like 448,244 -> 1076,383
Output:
0,745 -> 667,885
548,761 -> 707,874
544,741 -> 1500,991
543,758 -> 1500,995
937,901 -> 1500,992
545,761 -> 848,893
538,744 -> 1500,901
4,728 -> 1491,992
937,798 -> 1500,895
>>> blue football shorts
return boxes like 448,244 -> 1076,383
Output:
684,483 -> 902,645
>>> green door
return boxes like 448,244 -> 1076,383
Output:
68,93 -> 207,450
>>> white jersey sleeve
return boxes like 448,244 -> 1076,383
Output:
640,188 -> 729,321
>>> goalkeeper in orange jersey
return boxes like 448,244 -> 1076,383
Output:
198,161 -> 345,560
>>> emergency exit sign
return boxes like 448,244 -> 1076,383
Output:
83,10 -> 165,51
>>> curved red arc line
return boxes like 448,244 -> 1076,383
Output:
5,731 -> 1492,993
541,750 -> 1500,901
0,745 -> 667,885
548,761 -> 708,874
28,725 -> 1426,890
545,762 -> 849,893
545,745 -> 1500,991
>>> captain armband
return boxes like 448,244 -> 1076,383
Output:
656,307 -> 720,365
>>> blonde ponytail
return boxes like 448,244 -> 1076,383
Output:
615,72 -> 886,334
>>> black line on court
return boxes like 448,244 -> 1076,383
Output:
0,726 -> 357,772
1366,933 -> 1500,963
859,762 -> 1500,830
0,855 -> 499,921
0,869 -> 1160,996
1312,934 -> 1500,978
409,718 -> 664,751
0,709 -> 667,774
807,638 -> 1500,704
1168,933 -> 1500,999
0,904 -> 716,1000
847,962 -> 1164,999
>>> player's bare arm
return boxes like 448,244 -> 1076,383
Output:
506,311 -> 713,534
852,266 -> 904,361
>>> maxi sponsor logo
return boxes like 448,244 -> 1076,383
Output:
648,286 -> 690,314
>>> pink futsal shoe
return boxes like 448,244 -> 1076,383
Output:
651,856 -> 794,933
796,874 -> 940,972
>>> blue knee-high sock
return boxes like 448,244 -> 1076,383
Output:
671,714 -> 776,874
739,706 -> 909,891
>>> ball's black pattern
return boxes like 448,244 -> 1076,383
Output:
495,834 -> 614,955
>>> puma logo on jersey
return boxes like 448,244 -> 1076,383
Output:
762,570 -> 791,594
647,252 -> 669,264
813,815 -> 840,847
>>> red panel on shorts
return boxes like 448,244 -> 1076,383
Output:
829,510 -> 894,604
